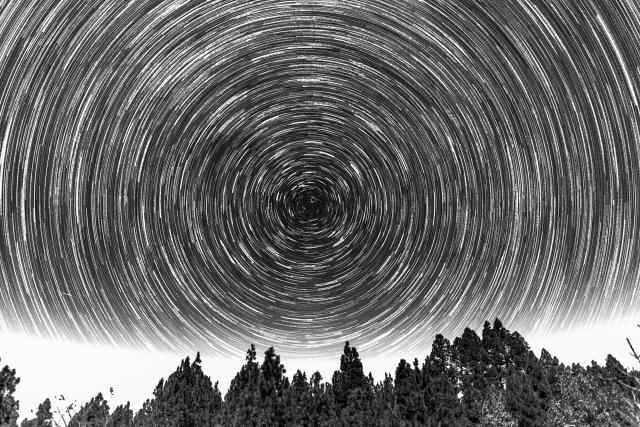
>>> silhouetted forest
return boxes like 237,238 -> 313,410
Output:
2,319 -> 639,426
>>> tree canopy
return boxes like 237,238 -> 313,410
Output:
6,319 -> 640,426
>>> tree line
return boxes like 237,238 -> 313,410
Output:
1,319 -> 639,426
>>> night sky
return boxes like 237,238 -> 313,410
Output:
1,0 -> 639,361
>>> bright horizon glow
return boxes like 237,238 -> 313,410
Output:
2,318 -> 638,422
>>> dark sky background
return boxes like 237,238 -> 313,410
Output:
0,0 -> 639,362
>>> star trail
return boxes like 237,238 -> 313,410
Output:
0,0 -> 639,359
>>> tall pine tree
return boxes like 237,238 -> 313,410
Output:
0,358 -> 19,426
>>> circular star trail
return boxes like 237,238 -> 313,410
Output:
1,0 -> 639,357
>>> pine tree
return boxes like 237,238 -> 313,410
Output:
20,398 -> 52,427
506,347 -> 552,426
0,358 -> 20,426
132,396 -> 154,427
257,347 -> 288,426
105,401 -> 133,427
505,371 -> 546,427
506,331 -> 531,370
480,386 -> 517,426
332,342 -> 367,411
132,353 -> 220,426
453,327 -> 488,424
284,370 -> 312,426
395,359 -> 424,423
68,392 -> 109,427
482,319 -> 509,385
546,363 -> 612,425
220,345 -> 261,426
340,386 -> 377,426
539,349 -> 562,401
309,371 -> 339,426
371,373 -> 403,426
423,334 -> 465,425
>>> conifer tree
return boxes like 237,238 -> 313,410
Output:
340,386 -> 377,426
309,371 -> 339,425
221,345 -> 261,425
132,353 -> 220,426
482,319 -> 509,385
480,386 -> 518,426
371,373 -> 402,425
506,371 -> 546,427
0,358 -> 20,426
68,392 -> 109,427
284,370 -> 312,426
19,398 -> 52,427
105,401 -> 133,427
453,327 -> 487,424
257,347 -> 288,426
394,359 -> 424,423
422,334 -> 464,425
332,342 -> 367,411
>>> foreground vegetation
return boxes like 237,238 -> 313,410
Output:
1,319 -> 639,426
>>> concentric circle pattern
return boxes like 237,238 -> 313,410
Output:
1,0 -> 639,357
